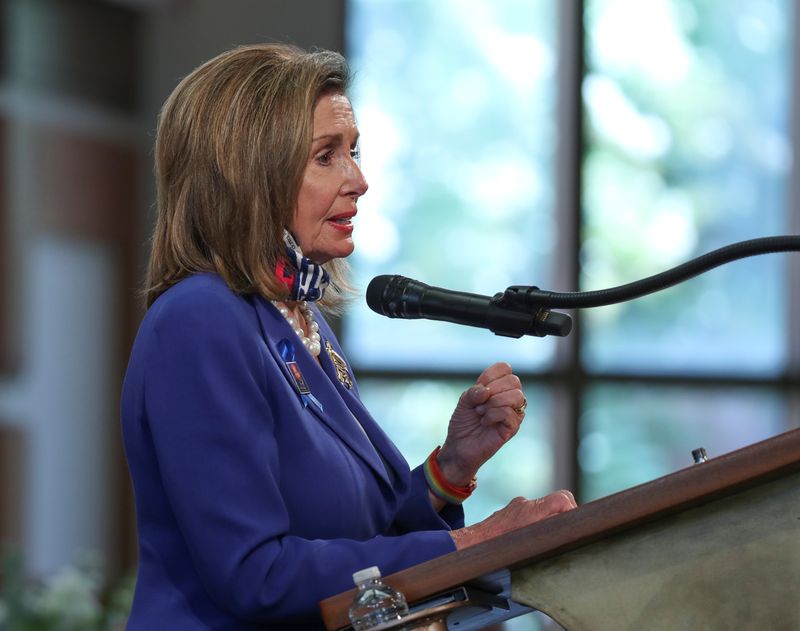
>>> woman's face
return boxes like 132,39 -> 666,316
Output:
290,92 -> 368,264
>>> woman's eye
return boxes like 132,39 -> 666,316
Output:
316,150 -> 334,166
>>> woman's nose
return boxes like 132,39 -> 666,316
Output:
343,157 -> 368,198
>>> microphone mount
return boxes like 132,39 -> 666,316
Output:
489,288 -> 572,338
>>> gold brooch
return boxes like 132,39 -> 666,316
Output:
326,341 -> 353,389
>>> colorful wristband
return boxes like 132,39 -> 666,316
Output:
423,446 -> 477,505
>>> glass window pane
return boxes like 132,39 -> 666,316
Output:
582,0 -> 793,375
357,379 -> 555,525
579,384 -> 792,501
345,0 -> 559,371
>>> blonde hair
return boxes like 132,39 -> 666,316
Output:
146,43 -> 352,310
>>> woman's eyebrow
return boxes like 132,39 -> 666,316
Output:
312,133 -> 343,144
312,131 -> 360,145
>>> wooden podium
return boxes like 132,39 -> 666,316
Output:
320,428 -> 800,630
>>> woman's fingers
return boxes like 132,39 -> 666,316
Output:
476,388 -> 526,413
458,384 -> 492,408
479,371 -> 521,393
476,362 -> 513,386
507,491 -> 576,522
471,364 -> 527,421
475,406 -> 522,440
451,491 -> 578,550
555,489 -> 578,509
533,490 -> 577,515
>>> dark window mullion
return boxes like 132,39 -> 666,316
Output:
555,0 -> 586,496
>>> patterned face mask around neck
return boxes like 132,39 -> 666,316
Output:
275,229 -> 331,302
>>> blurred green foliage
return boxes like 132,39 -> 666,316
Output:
0,550 -> 133,631
582,0 -> 791,373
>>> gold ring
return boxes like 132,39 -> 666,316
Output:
514,397 -> 528,416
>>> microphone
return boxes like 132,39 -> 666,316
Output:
366,275 -> 572,338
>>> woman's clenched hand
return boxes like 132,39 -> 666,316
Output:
436,362 -> 528,486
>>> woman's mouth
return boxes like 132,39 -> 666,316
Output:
327,213 -> 355,231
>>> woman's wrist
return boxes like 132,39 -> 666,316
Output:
436,444 -> 477,488
427,489 -> 447,513
424,447 -> 477,505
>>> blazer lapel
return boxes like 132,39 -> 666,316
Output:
251,297 -> 393,489
314,311 -> 411,493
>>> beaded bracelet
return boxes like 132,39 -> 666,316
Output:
423,446 -> 477,504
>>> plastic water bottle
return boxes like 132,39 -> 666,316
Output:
348,566 -> 409,630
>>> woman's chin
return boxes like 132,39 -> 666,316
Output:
310,241 -> 355,264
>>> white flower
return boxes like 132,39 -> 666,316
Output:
35,565 -> 102,628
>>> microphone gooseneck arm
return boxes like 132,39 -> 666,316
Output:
502,235 -> 800,310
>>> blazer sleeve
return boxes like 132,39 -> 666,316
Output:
141,288 -> 456,624
389,465 -> 465,533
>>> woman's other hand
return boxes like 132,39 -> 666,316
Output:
436,362 -> 527,487
451,491 -> 577,550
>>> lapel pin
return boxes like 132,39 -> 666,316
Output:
277,339 -> 323,412
326,341 -> 353,389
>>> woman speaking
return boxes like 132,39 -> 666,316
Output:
121,43 -> 576,630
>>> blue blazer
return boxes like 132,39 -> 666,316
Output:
121,274 -> 462,630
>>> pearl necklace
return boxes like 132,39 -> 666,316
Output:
272,300 -> 322,357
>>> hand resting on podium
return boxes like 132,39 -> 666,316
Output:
451,492 -> 577,550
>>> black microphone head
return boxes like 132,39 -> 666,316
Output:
366,275 -> 428,318
366,275 -> 396,315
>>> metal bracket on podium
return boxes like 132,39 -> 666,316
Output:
357,569 -> 534,631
